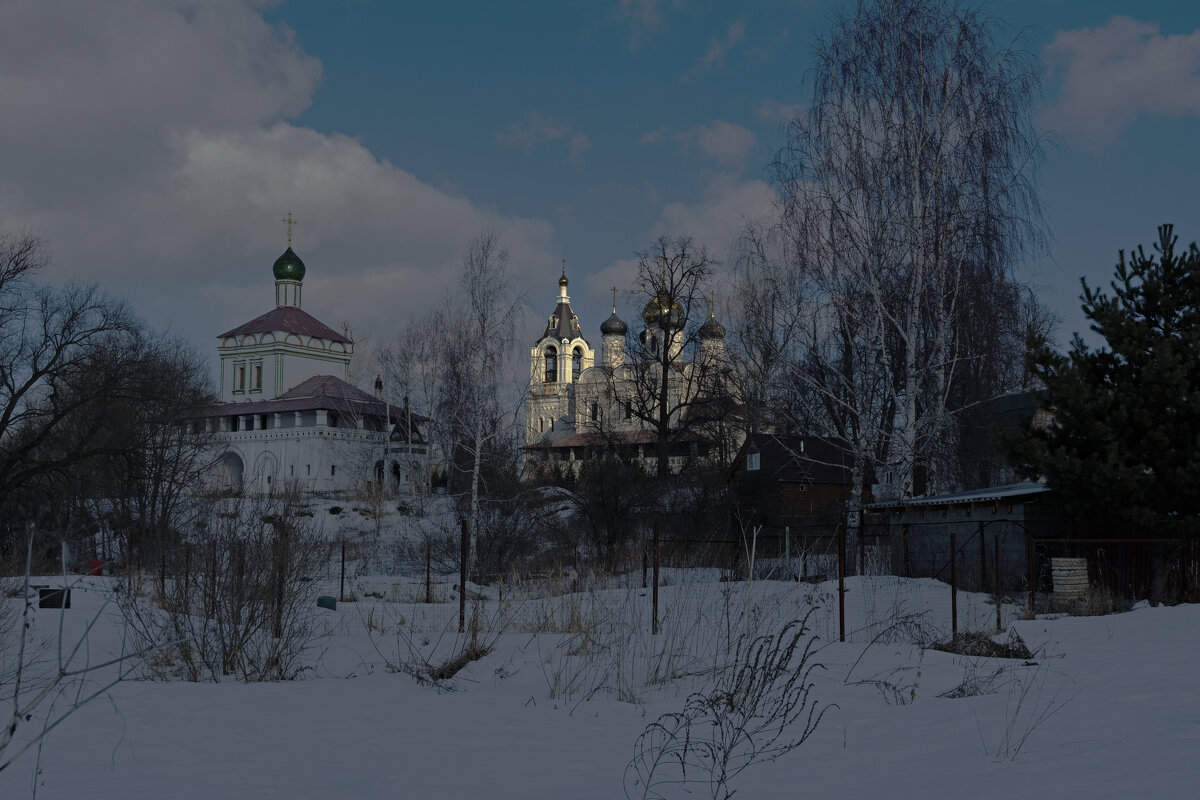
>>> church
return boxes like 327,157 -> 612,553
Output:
522,268 -> 735,476
193,239 -> 427,496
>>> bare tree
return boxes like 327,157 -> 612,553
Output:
624,236 -> 723,481
0,234 -> 144,514
439,229 -> 523,575
772,0 -> 1048,524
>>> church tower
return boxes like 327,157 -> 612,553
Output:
599,288 -> 627,368
526,265 -> 593,443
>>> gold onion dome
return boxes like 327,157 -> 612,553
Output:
273,247 -> 306,281
642,290 -> 685,329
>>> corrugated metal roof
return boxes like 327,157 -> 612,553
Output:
219,307 -> 351,344
865,481 -> 1049,510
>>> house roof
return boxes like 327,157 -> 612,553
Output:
864,481 -> 1049,510
219,307 -> 351,344
194,374 -> 428,437
522,429 -> 705,450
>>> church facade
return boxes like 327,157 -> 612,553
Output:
522,269 -> 734,476
193,246 -> 427,496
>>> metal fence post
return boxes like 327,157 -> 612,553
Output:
652,521 -> 660,636
1026,530 -> 1036,617
950,532 -> 958,641
979,521 -> 987,590
459,520 -> 467,634
995,533 -> 1002,634
339,539 -> 346,603
838,524 -> 846,643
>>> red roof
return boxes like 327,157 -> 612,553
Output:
196,375 -> 388,417
219,307 -> 351,344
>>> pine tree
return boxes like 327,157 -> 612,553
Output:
1003,225 -> 1200,529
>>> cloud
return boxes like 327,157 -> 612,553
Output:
617,0 -> 664,34
586,173 -> 777,308
757,99 -> 805,124
647,120 -> 757,169
495,111 -> 593,163
0,0 -> 558,357
651,173 -> 776,255
683,19 -> 745,80
1044,16 -> 1200,148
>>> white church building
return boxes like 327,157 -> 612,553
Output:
193,245 -> 427,496
522,268 -> 734,476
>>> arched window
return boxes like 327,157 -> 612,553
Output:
590,402 -> 598,422
544,346 -> 557,382
572,347 -> 582,381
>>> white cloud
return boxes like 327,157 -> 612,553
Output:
495,111 -> 593,163
757,99 -> 805,124
586,174 -> 777,310
0,0 -> 558,356
683,18 -> 745,80
651,173 -> 776,256
1044,16 -> 1200,147
638,120 -> 757,169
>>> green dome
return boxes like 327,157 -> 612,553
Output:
273,247 -> 306,281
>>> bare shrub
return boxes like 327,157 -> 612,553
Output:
625,611 -> 831,800
122,491 -> 328,682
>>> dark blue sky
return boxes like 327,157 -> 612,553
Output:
2,0 -> 1198,367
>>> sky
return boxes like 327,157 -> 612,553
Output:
2,0 -> 1200,382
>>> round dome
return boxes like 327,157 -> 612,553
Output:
641,290 -> 685,329
273,247 -> 306,281
600,311 -> 628,336
699,315 -> 726,340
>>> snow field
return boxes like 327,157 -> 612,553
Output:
1,567 -> 1197,798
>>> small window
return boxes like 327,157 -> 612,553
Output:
572,347 -> 582,381
624,400 -> 632,420
538,418 -> 544,433
251,363 -> 263,391
544,346 -> 557,383
331,465 -> 337,477
290,465 -> 294,476
235,363 -> 246,392
747,451 -> 761,471
306,464 -> 311,476
590,402 -> 598,422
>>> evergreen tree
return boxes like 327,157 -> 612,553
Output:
1003,225 -> 1200,528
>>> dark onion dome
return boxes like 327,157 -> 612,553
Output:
600,310 -> 628,336
642,290 -> 685,329
699,314 -> 726,340
273,246 -> 306,281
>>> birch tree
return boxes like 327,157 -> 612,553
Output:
439,229 -> 522,575
774,0 -> 1047,514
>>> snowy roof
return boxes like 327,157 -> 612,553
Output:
865,481 -> 1050,510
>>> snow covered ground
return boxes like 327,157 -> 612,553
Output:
1,568 -> 1197,799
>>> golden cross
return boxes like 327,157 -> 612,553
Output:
561,258 -> 567,278
281,211 -> 298,247
611,286 -> 618,312
711,289 -> 716,317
